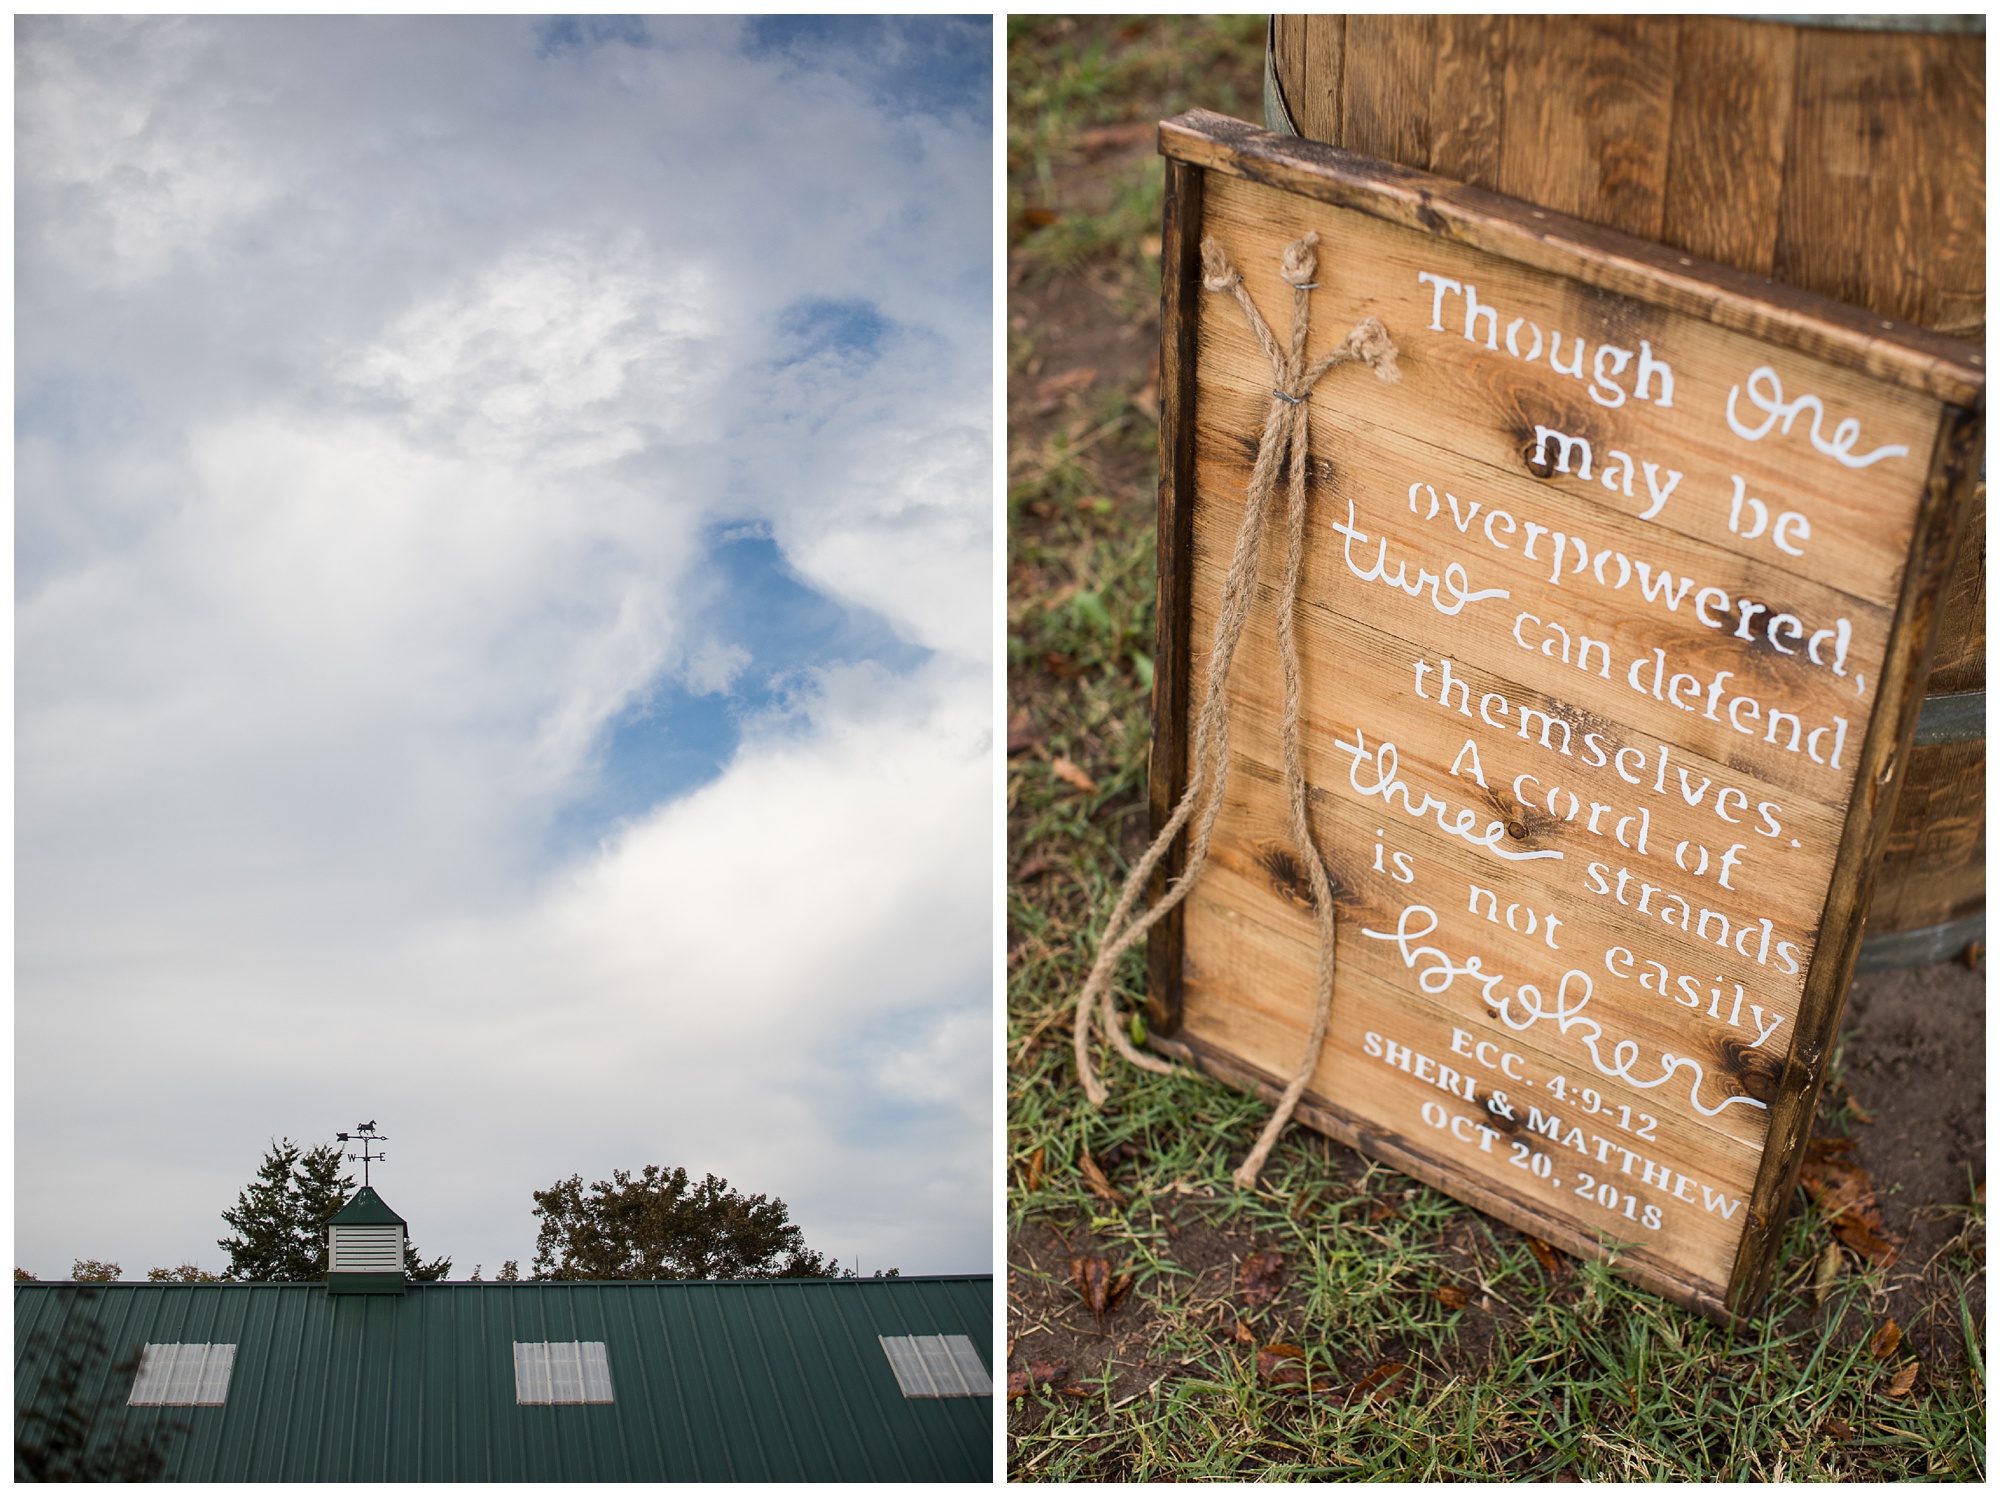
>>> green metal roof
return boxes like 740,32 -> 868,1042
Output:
327,1186 -> 406,1227
16,1276 -> 992,1482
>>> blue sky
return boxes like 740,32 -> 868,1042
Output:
17,16 -> 991,1279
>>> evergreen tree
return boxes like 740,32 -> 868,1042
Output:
530,1165 -> 865,1281
218,1138 -> 451,1281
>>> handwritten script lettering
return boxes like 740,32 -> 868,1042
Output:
1724,366 -> 1909,469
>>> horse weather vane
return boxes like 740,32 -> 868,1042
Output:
336,1122 -> 387,1187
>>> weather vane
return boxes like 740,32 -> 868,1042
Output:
335,1121 -> 387,1188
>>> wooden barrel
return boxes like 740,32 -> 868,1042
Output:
1267,14 -> 1985,965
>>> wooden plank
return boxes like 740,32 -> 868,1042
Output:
1428,17 -> 1509,189
1923,485 -> 1984,696
1339,15 -> 1434,170
1157,111 -> 1984,408
1725,400 -> 1982,1312
1498,16 -> 1678,244
1915,32 -> 1986,337
1144,155 -> 1204,1038
1866,737 -> 1985,932
1146,117 -> 1981,1321
1269,15 -> 1340,144
1660,17 -> 1797,277
1151,1025 -> 1732,1319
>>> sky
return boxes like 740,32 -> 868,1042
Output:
16,15 -> 993,1279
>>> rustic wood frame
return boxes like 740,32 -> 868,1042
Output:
1144,109 -> 1983,1324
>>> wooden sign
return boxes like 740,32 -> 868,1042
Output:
1143,111 -> 1982,1321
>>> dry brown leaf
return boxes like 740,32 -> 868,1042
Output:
1869,1318 -> 1903,1360
1022,1146 -> 1044,1192
1078,1150 -> 1127,1207
1007,1360 -> 1072,1399
1069,1254 -> 1134,1318
1847,1099 -> 1875,1125
1524,1236 -> 1565,1276
1812,1240 -> 1842,1306
1800,1139 -> 1900,1266
1256,1342 -> 1310,1388
1348,1360 -> 1412,1403
1006,708 -> 1038,757
1368,1200 -> 1400,1223
1435,1282 -> 1470,1310
1232,1319 -> 1256,1346
1052,756 -> 1099,794
1238,1249 -> 1286,1309
1822,1415 -> 1852,1441
1884,1361 -> 1920,1397
1019,206 -> 1060,230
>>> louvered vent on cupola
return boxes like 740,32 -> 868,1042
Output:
325,1186 -> 408,1295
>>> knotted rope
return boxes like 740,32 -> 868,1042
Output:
1070,229 -> 1400,1188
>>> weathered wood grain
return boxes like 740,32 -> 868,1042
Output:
1499,17 -> 1679,244
1159,111 -> 1984,408
1148,113 -> 1982,1321
1660,18 -> 1798,276
1145,155 -> 1205,1038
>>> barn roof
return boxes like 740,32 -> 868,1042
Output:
15,1275 -> 992,1482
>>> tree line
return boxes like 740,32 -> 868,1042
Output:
16,1140 -> 888,1283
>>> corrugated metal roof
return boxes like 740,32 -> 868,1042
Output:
16,1275 -> 992,1481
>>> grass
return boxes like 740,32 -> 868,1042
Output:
1005,15 -> 1985,1481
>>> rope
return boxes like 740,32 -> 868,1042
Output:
1068,229 -> 1401,1189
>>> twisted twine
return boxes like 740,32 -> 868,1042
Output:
1070,229 -> 1400,1189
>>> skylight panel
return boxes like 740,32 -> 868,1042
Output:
128,1343 -> 236,1406
513,1341 -> 614,1404
878,1334 -> 992,1398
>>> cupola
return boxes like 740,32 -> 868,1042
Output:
326,1187 -> 407,1295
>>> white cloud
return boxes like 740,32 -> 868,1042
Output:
16,16 -> 991,1279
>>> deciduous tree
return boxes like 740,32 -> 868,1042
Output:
530,1165 -> 859,1281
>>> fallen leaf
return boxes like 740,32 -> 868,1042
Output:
1435,1282 -> 1470,1310
1847,1099 -> 1876,1125
1884,1361 -> 1920,1397
1078,1150 -> 1127,1208
1822,1416 -> 1852,1441
1052,757 -> 1099,794
1069,1255 -> 1134,1318
1015,853 -> 1060,881
1006,1360 -> 1072,1398
1238,1250 -> 1286,1309
1006,708 -> 1039,757
1041,650 -> 1083,680
1799,1138 -> 1901,1266
1138,233 -> 1163,258
1019,206 -> 1061,230
1368,1200 -> 1400,1223
1256,1342 -> 1311,1388
1022,1146 -> 1044,1192
1348,1360 -> 1411,1403
1812,1240 -> 1842,1305
1524,1236 -> 1565,1276
1232,1319 -> 1256,1346
1869,1318 -> 1903,1360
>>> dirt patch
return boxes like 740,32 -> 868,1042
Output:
1826,956 -> 1986,1360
